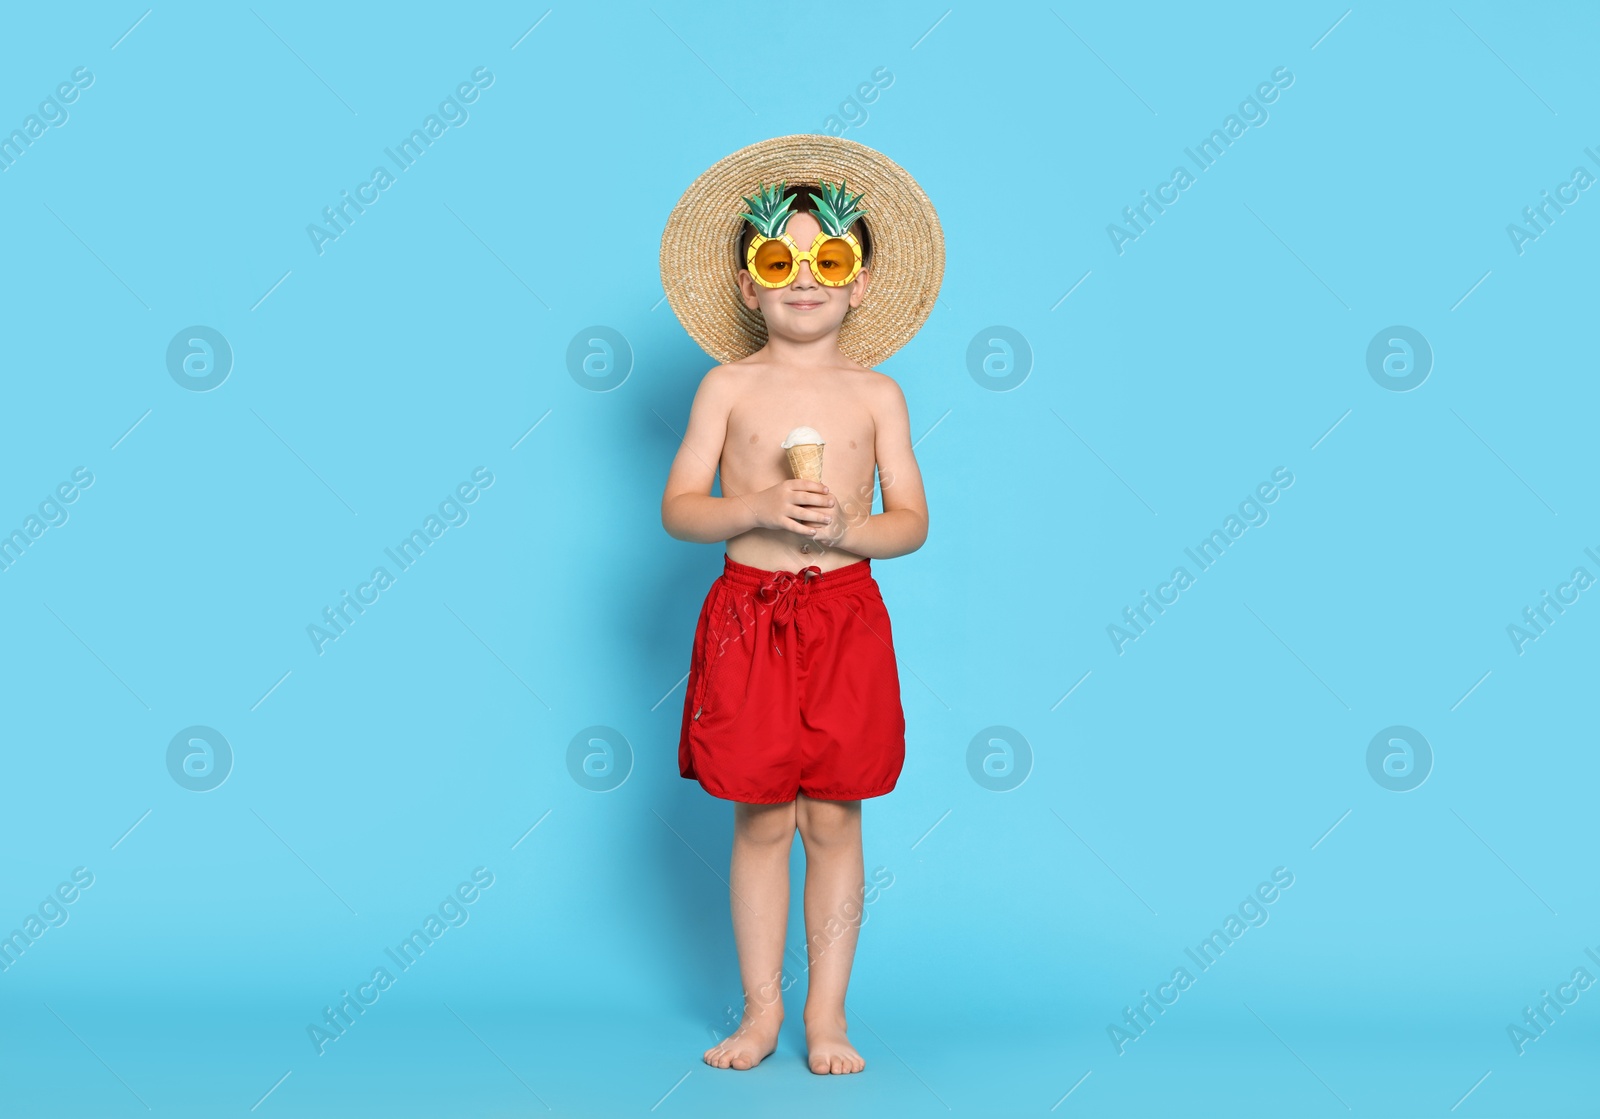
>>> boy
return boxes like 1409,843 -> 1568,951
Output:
658,135 -> 943,1075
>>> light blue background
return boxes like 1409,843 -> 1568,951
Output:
1,2 -> 1596,1116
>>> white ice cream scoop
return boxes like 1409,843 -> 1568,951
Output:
782,426 -> 825,449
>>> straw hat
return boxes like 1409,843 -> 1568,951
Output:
659,134 -> 943,368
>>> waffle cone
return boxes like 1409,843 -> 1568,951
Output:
786,443 -> 824,481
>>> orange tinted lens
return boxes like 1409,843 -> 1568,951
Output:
753,239 -> 794,284
813,238 -> 857,284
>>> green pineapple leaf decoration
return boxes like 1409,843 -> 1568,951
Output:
808,179 -> 868,237
739,181 -> 798,239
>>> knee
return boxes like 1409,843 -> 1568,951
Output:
737,802 -> 797,846
743,819 -> 796,848
796,804 -> 861,849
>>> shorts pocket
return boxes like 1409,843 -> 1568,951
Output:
691,584 -> 735,722
843,586 -> 899,678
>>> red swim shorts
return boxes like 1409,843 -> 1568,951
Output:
678,554 -> 906,804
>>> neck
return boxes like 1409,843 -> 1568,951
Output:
758,328 -> 847,367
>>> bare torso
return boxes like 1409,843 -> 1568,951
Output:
719,358 -> 882,574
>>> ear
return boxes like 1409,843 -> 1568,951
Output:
736,270 -> 763,311
846,267 -> 870,309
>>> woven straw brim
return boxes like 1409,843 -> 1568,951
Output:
659,134 -> 943,368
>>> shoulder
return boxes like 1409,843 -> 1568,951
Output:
835,355 -> 898,390
851,367 -> 907,410
693,362 -> 748,404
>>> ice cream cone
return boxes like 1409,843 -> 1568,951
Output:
782,426 -> 826,482
786,442 -> 824,481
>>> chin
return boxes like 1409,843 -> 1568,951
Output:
786,316 -> 849,336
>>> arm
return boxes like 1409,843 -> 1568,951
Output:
817,375 -> 928,560
661,368 -> 758,544
660,368 -> 835,543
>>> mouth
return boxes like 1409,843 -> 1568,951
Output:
785,299 -> 824,310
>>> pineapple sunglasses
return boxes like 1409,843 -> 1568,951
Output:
743,230 -> 864,289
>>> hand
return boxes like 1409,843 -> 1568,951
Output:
750,479 -> 837,538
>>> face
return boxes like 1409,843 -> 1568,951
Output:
737,211 -> 869,343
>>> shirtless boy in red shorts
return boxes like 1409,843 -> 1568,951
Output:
659,136 -> 942,1075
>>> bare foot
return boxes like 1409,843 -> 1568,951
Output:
804,1013 -> 864,1074
704,1010 -> 782,1070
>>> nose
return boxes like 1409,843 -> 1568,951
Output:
790,258 -> 818,288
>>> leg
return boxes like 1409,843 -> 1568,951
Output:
703,798 -> 796,1070
795,793 -> 866,1074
